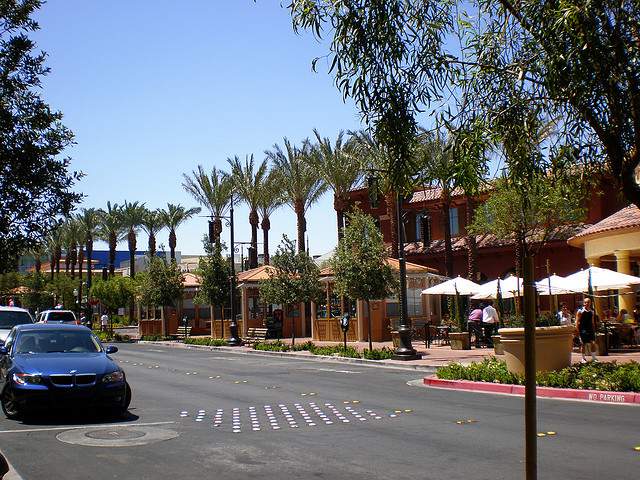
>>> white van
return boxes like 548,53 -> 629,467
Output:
37,310 -> 79,325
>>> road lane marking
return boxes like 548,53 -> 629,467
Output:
0,421 -> 175,435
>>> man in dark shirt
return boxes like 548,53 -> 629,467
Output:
576,298 -> 597,362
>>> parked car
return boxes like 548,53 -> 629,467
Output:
37,309 -> 78,325
0,324 -> 131,419
0,307 -> 34,344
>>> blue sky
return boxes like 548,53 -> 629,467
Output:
32,1 -> 365,257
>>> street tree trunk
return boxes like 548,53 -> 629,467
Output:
70,242 -> 77,279
148,233 -> 156,258
128,229 -> 137,278
261,216 -> 271,265
294,199 -> 306,253
169,228 -> 177,262
442,193 -> 454,277
55,246 -> 61,276
249,209 -> 259,268
108,233 -> 116,277
466,198 -> 477,281
78,247 -> 84,281
86,237 -> 93,292
35,256 -> 41,274
49,254 -> 55,281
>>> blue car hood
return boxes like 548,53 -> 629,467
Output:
13,353 -> 118,375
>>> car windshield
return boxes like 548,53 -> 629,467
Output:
46,311 -> 76,322
0,311 -> 33,329
15,330 -> 102,354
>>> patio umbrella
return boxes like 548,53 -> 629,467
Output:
421,276 -> 481,296
535,275 -> 572,296
472,275 -> 523,300
562,266 -> 640,292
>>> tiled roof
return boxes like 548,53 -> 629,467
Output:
182,272 -> 201,288
236,265 -> 278,283
405,223 -> 589,255
320,257 -> 438,276
568,205 -> 640,245
408,187 -> 464,204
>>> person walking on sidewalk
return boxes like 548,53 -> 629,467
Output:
100,312 -> 109,332
482,300 -> 500,347
468,303 -> 484,347
576,297 -> 597,362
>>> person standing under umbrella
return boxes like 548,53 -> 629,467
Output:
482,300 -> 500,347
576,298 -> 598,362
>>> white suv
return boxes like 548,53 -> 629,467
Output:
0,306 -> 34,342
37,310 -> 79,325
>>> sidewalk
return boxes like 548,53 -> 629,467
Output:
168,335 -> 640,369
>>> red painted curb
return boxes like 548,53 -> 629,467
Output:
423,377 -> 640,405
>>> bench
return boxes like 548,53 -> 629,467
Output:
244,327 -> 268,345
176,326 -> 192,340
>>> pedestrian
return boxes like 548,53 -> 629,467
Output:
468,303 -> 484,347
576,297 -> 597,362
482,300 -> 500,347
557,302 -> 572,326
100,312 -> 109,332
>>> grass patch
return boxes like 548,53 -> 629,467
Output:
436,357 -> 640,392
139,334 -> 173,342
184,337 -> 228,347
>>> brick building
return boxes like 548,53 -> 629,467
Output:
347,177 -> 626,282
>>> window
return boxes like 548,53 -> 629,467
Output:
449,207 -> 459,236
415,212 -> 431,243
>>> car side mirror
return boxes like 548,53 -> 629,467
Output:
0,346 -> 7,356
105,345 -> 118,354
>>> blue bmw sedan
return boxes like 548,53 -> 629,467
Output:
0,324 -> 131,419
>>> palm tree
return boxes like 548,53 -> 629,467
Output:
350,130 -> 399,257
120,201 -> 147,279
257,169 -> 284,265
141,208 -> 166,258
415,130 -> 457,277
77,208 -> 104,292
45,227 -> 63,281
98,202 -> 125,277
307,129 -> 362,240
61,218 -> 82,279
182,166 -> 232,248
266,138 -> 327,253
160,203 -> 201,262
228,154 -> 268,268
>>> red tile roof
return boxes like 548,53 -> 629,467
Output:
568,205 -> 640,245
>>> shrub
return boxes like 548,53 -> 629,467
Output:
362,347 -> 395,360
184,337 -> 227,347
291,341 -> 316,352
139,334 -> 173,342
437,358 -> 640,392
254,341 -> 290,352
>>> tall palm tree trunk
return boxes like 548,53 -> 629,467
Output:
86,237 -> 93,292
385,191 -> 398,258
169,229 -> 177,261
294,199 -> 306,253
70,242 -> 77,279
78,247 -> 84,281
50,254 -> 55,281
148,234 -> 156,258
35,256 -> 41,274
108,234 -> 116,277
334,194 -> 346,241
55,247 -> 61,276
128,229 -> 137,278
442,193 -> 454,277
466,198 -> 477,280
65,253 -> 71,274
261,216 -> 271,265
249,210 -> 259,268
212,218 -> 222,250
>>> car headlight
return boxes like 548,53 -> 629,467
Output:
102,371 -> 124,384
12,373 -> 43,385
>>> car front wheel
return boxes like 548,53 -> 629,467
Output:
1,386 -> 22,420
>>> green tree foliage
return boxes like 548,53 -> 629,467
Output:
89,276 -> 136,314
137,257 -> 183,308
0,0 -> 82,272
289,1 -> 640,208
47,273 -> 77,309
22,272 -> 52,311
330,210 -> 397,306
194,237 -> 230,317
259,235 -> 322,343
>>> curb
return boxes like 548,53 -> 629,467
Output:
0,449 -> 24,480
137,341 -> 437,373
423,377 -> 640,405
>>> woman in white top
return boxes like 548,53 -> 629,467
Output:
557,303 -> 572,326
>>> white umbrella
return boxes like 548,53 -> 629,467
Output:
472,275 -> 523,299
421,276 -> 481,296
536,274 -> 573,296
562,266 -> 640,292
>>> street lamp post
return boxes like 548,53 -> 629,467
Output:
226,196 -> 242,346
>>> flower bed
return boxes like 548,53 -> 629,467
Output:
436,357 -> 640,392
253,341 -> 395,360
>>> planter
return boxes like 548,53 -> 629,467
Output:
498,325 -> 575,375
492,335 -> 504,355
449,332 -> 471,350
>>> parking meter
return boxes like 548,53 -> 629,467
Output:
340,314 -> 350,352
182,316 -> 189,342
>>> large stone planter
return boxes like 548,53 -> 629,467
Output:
449,332 -> 470,350
498,325 -> 575,375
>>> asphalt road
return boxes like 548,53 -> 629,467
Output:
0,343 -> 638,480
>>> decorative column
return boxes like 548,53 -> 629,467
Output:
587,256 -> 604,319
310,300 -> 317,340
615,251 -> 635,314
